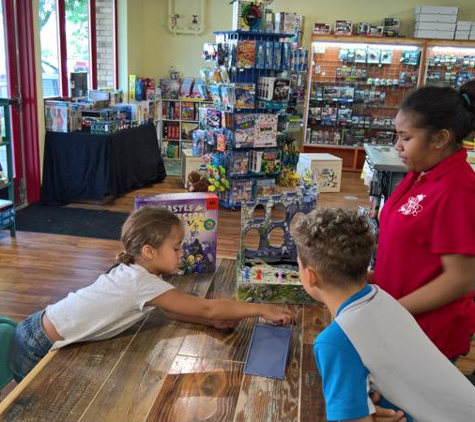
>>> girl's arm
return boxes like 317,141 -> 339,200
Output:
162,309 -> 240,329
146,288 -> 294,325
399,254 -> 475,315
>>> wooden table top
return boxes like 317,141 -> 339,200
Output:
0,258 -> 330,422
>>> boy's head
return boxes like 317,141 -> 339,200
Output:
291,208 -> 375,291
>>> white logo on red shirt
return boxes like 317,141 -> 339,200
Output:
399,194 -> 426,216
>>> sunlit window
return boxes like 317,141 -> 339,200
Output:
65,0 -> 90,92
39,0 -> 61,97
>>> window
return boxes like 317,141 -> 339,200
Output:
39,0 -> 60,97
39,0 -> 116,98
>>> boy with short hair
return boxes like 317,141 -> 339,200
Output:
291,208 -> 475,422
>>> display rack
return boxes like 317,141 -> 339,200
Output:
303,35 -> 425,171
0,99 -> 16,237
202,30 -> 293,209
158,98 -> 211,160
424,39 -> 475,87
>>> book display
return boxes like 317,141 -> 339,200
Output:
303,35 -> 425,171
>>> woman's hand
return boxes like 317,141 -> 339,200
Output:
371,392 -> 406,422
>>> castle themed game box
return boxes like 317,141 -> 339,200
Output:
135,193 -> 219,274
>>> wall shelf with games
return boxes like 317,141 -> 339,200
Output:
159,98 -> 211,160
424,40 -> 475,87
303,35 -> 425,171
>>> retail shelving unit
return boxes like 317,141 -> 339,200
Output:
205,30 -> 293,209
303,35 -> 425,171
424,39 -> 475,87
158,98 -> 211,161
0,98 -> 16,237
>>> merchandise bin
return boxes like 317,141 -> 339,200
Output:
297,152 -> 343,192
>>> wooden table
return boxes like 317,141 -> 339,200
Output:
0,258 -> 330,422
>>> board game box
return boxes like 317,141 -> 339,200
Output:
135,193 -> 219,274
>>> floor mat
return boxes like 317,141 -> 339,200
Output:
16,204 -> 129,240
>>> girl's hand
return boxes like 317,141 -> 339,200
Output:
260,304 -> 295,326
370,392 -> 406,422
211,319 -> 240,330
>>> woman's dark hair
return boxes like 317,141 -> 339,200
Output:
117,207 -> 182,265
400,79 -> 475,144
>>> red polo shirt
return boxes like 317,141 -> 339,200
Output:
375,149 -> 475,359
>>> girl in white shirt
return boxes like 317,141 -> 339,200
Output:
11,207 -> 293,382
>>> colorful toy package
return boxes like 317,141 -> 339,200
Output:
135,193 -> 219,274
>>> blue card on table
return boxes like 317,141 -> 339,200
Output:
243,323 -> 292,379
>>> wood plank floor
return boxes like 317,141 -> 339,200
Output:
0,172 -> 473,400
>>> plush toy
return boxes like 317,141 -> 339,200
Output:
186,171 -> 210,192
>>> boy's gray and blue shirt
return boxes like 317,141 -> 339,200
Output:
314,285 -> 475,422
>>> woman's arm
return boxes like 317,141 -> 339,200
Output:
146,288 -> 294,325
399,254 -> 475,315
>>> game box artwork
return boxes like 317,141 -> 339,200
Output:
237,174 -> 319,304
135,193 -> 219,275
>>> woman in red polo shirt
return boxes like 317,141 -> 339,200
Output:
375,80 -> 475,361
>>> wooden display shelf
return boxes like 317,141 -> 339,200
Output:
302,144 -> 366,172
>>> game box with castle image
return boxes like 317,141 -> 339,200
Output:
135,193 -> 218,275
236,173 -> 319,304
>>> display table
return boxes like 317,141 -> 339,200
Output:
41,123 -> 166,204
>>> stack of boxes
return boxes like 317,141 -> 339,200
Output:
456,21 -> 472,40
414,5 -> 458,39
455,21 -> 475,40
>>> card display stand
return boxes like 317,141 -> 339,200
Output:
303,35 -> 425,171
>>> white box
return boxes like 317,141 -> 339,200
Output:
415,14 -> 457,23
457,21 -> 472,30
414,29 -> 454,39
181,149 -> 205,187
296,153 -> 343,193
455,31 -> 470,40
415,6 -> 458,15
470,32 -> 475,40
415,22 -> 456,31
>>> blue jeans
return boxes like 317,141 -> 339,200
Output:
10,310 -> 53,382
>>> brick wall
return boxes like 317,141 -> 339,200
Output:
95,0 -> 115,88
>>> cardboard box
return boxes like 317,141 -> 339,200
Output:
181,149 -> 205,187
134,193 -> 218,274
415,22 -> 456,31
455,31 -> 470,40
415,14 -> 457,23
414,6 -> 458,15
456,21 -> 472,30
414,29 -> 454,39
0,199 -> 14,228
296,153 -> 343,192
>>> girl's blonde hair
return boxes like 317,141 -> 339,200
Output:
117,207 -> 182,265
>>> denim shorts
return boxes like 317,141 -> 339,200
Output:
10,310 -> 53,383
